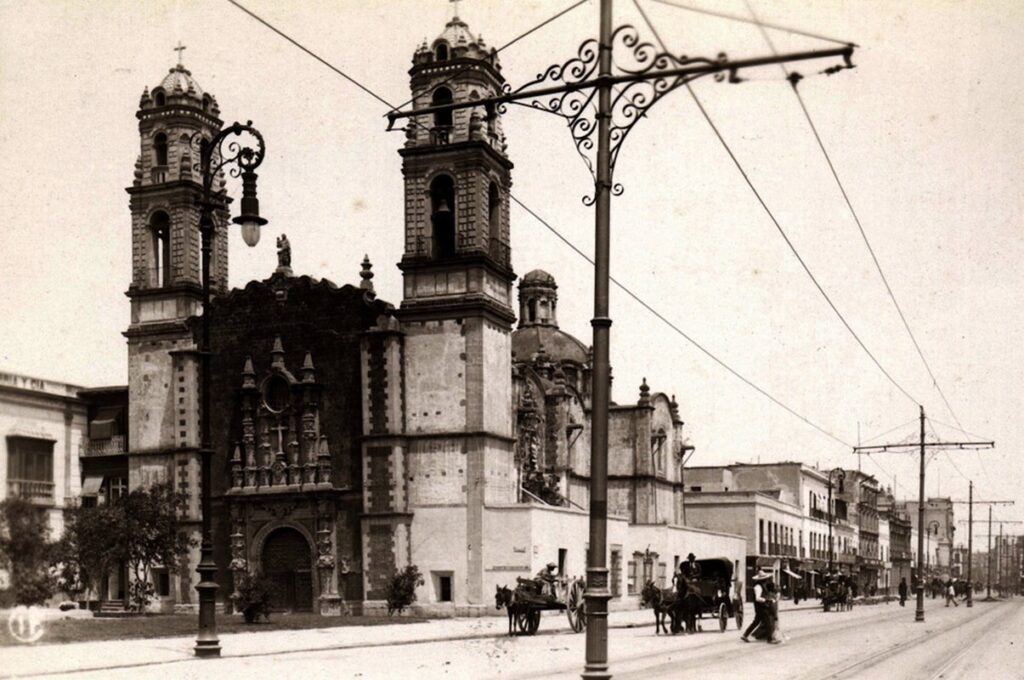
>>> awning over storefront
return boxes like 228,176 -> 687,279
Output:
80,476 -> 104,496
783,568 -> 802,580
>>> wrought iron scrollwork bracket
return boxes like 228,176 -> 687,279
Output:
191,121 -> 267,207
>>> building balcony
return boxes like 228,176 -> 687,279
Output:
84,435 -> 126,457
7,479 -> 55,505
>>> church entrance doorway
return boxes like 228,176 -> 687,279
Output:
261,527 -> 314,612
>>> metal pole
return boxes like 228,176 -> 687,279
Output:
583,0 -> 613,677
998,522 -> 1003,596
195,170 -> 220,657
915,405 -> 925,622
986,505 -> 992,600
967,481 -> 973,607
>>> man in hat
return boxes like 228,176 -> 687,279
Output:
680,553 -> 702,580
741,568 -> 772,642
898,577 -> 908,607
536,562 -> 558,599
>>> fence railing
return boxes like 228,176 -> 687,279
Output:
7,479 -> 55,504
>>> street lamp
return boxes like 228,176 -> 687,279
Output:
827,468 -> 846,576
192,121 -> 267,658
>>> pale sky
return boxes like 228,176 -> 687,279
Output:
1,0 -> 1021,531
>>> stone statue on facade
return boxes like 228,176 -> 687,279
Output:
276,234 -> 292,274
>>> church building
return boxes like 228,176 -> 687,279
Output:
122,16 -> 744,616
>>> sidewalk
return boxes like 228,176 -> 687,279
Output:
4,607 -> 656,678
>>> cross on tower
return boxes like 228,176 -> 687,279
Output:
174,41 -> 186,65
450,0 -> 461,20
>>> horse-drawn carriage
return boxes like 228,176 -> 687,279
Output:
641,557 -> 744,634
822,575 -> 853,612
495,574 -> 587,635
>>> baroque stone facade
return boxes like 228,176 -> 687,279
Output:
122,17 -> 746,616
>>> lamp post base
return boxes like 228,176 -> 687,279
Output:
194,564 -> 221,658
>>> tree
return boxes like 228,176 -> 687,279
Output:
53,503 -> 123,600
0,497 -> 55,605
120,483 -> 194,612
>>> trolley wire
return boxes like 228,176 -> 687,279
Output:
646,0 -> 855,47
634,0 -> 920,407
226,0 -> 856,450
741,0 -> 990,478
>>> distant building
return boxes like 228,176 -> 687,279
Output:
0,371 -> 88,594
899,497 -> 956,578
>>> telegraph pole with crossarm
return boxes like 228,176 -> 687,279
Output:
853,405 -> 993,623
387,2 -> 856,677
952,491 -> 1014,606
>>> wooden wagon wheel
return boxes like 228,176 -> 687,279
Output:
734,601 -> 744,629
526,609 -> 541,635
718,603 -> 728,632
515,608 -> 532,634
566,579 -> 587,632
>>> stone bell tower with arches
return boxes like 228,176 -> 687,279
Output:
124,53 -> 229,562
359,16 -> 518,611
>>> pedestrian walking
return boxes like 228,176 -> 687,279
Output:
898,577 -> 908,607
741,569 -> 772,643
946,580 -> 958,607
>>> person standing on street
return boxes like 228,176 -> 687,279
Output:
946,579 -> 958,607
741,569 -> 771,642
898,577 -> 908,607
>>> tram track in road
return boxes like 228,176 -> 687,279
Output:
811,599 -> 1010,680
507,602 -> 910,680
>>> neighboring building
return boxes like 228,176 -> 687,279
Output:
118,17 -> 746,616
684,463 -> 831,597
0,371 -> 88,595
77,386 -> 131,607
878,514 -> 891,595
841,470 -> 881,594
879,489 -> 912,590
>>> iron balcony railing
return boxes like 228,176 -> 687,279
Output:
85,435 -> 126,456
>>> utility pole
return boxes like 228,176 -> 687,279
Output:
853,405 -> 993,622
953,495 -> 1013,607
388,4 -> 856,677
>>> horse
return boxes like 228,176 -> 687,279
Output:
495,585 -> 518,635
673,589 -> 704,633
640,580 -> 677,634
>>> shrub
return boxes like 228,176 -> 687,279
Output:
385,564 -> 424,616
232,572 -> 273,623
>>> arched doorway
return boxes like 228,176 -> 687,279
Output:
261,527 -> 314,612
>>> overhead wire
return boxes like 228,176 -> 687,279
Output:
633,0 -> 920,408
226,0 -> 861,451
740,0 -> 993,485
646,0 -> 854,46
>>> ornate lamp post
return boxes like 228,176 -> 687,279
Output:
827,468 -> 846,575
192,121 -> 267,658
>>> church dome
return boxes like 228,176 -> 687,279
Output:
521,269 -> 557,288
512,325 -> 589,366
416,15 -> 496,65
160,64 -> 205,99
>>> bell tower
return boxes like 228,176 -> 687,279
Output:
399,16 -> 514,316
125,55 -> 227,489
364,17 -> 518,609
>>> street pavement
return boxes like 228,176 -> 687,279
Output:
4,598 -> 1021,679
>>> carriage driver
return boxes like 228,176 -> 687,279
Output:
681,553 -> 702,579
536,562 -> 558,598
